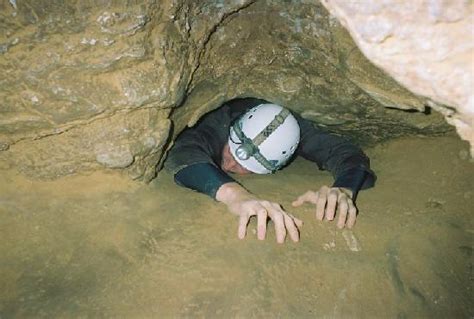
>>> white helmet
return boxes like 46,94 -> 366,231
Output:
228,103 -> 300,174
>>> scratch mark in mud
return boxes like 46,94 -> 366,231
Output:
342,230 -> 361,252
386,242 -> 410,319
386,242 -> 405,296
409,287 -> 428,306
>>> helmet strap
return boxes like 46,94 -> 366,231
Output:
231,108 -> 290,172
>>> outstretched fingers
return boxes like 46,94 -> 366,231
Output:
283,213 -> 300,242
325,189 -> 339,221
235,200 -> 304,243
238,212 -> 250,239
272,210 -> 286,244
316,186 -> 329,220
336,195 -> 349,229
257,208 -> 268,240
266,202 -> 303,243
261,202 -> 286,244
288,213 -> 304,228
346,200 -> 358,228
292,186 -> 360,229
292,190 -> 319,207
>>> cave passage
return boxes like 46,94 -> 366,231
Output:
0,133 -> 472,318
0,0 -> 472,317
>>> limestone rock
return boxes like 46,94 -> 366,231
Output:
321,0 -> 474,155
0,0 -> 182,180
176,0 -> 449,143
0,0 -> 458,181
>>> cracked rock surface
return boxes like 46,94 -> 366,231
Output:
0,0 -> 460,180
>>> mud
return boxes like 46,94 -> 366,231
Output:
0,134 -> 472,318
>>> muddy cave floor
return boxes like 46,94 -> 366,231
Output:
0,134 -> 473,318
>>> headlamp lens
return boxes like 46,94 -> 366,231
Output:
236,144 -> 252,160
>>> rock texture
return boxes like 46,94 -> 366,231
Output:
0,1 -> 181,180
0,0 -> 457,181
321,0 -> 474,155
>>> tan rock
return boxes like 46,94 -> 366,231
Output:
0,0 -> 458,180
321,0 -> 474,154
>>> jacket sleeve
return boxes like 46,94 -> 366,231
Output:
164,125 -> 235,199
295,114 -> 376,198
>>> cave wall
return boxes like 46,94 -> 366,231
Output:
0,0 -> 458,181
175,0 -> 449,141
321,0 -> 474,155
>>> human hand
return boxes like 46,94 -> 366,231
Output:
216,183 -> 303,243
230,196 -> 303,244
291,186 -> 357,229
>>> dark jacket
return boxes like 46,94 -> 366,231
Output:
165,98 -> 376,199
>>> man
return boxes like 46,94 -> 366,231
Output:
165,98 -> 375,243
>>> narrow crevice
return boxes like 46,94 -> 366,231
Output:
185,0 -> 258,95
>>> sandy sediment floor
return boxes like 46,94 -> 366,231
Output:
0,134 -> 472,318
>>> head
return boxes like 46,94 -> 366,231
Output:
225,103 -> 300,175
220,143 -> 253,175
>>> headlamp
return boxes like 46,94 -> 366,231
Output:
235,143 -> 254,160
